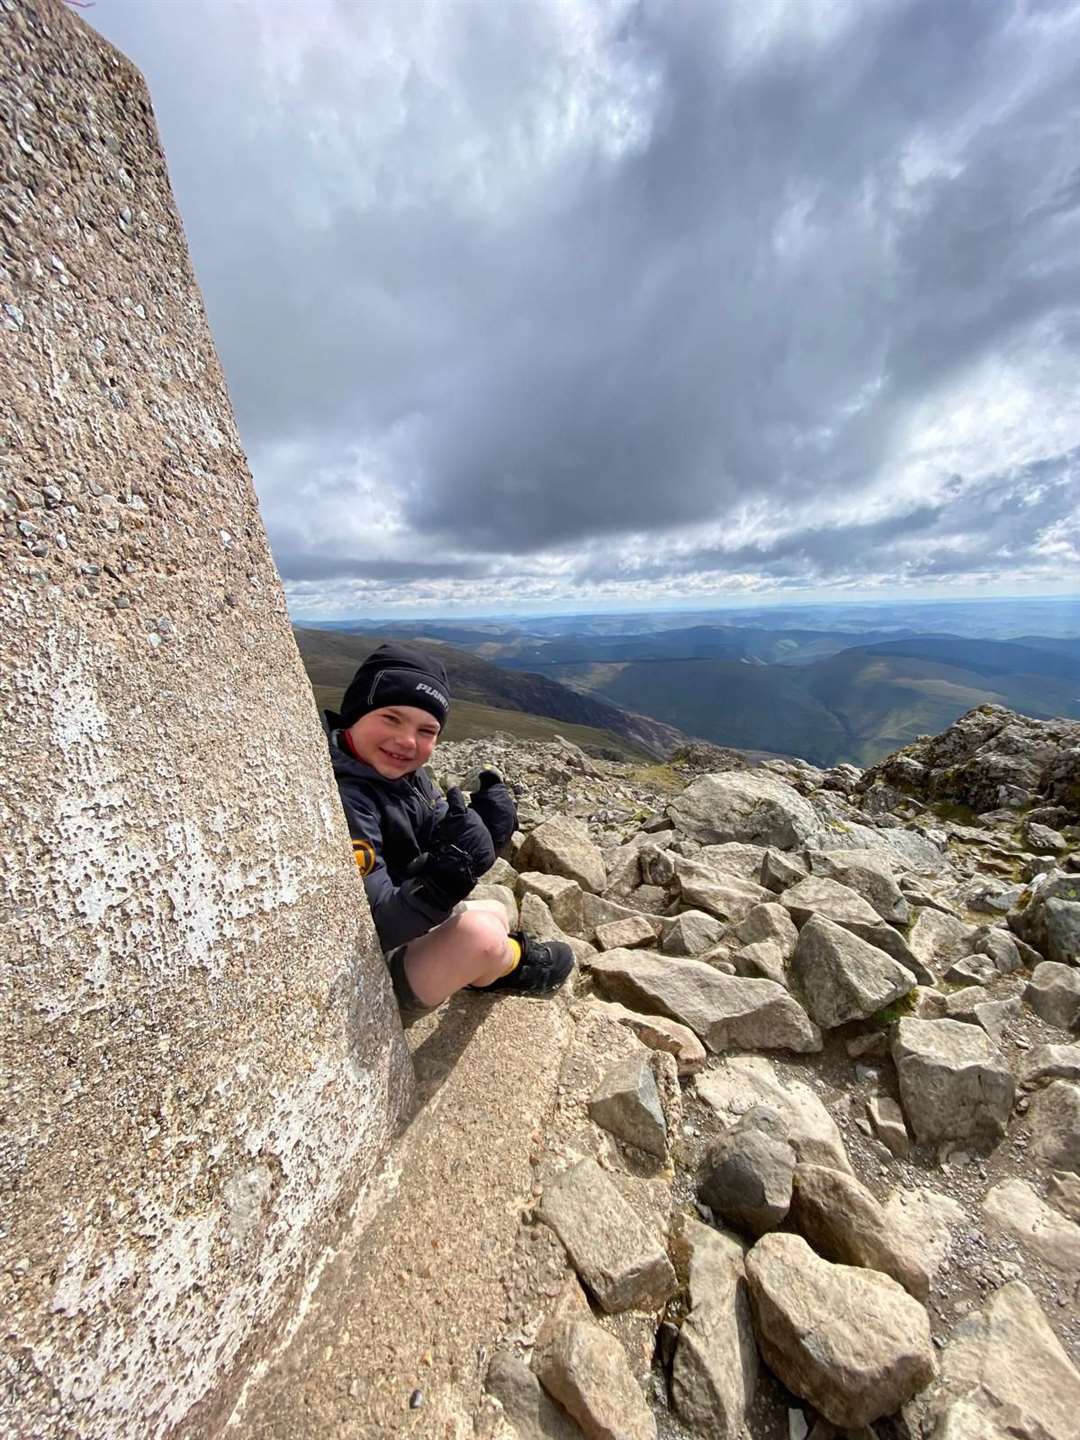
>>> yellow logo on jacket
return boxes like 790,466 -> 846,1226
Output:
351,839 -> 375,876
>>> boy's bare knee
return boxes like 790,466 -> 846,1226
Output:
454,909 -> 510,966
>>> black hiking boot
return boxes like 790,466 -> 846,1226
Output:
476,931 -> 574,995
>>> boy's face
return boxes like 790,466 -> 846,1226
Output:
347,704 -> 440,779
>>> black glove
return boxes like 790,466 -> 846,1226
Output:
410,788 -> 495,909
468,769 -> 518,849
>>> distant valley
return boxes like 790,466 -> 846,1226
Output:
301,598 -> 1080,767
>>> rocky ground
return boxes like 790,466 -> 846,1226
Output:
430,705 -> 1080,1440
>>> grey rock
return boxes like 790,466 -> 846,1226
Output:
790,1164 -> 930,1300
485,1351 -> 587,1440
1017,1042 -> 1080,1090
744,1233 -> 935,1429
581,891 -> 658,942
811,821 -> 948,875
535,1318 -> 656,1440
672,1220 -> 759,1440
907,909 -> 974,977
538,1157 -> 677,1313
892,1018 -> 1014,1144
518,871 -> 585,935
676,864 -> 773,923
1024,820 -> 1068,854
588,949 -> 822,1055
805,850 -> 910,925
695,1057 -> 851,1174
944,993 -> 1020,1045
791,916 -> 916,1028
761,849 -> 809,893
1025,961 -> 1080,1030
698,1125 -> 796,1238
588,1054 -> 668,1158
1009,872 -> 1080,965
730,937 -> 787,988
520,892 -> 595,966
732,902 -> 799,959
661,908 -> 725,956
518,818 -> 606,895
982,1179 -> 1080,1276
942,951 -> 998,987
1026,1080 -> 1080,1174
968,924 -> 1024,973
905,1282 -> 1080,1440
699,841 -> 771,879
601,842 -> 642,899
585,1000 -> 707,1076
779,875 -> 885,931
594,914 -> 657,951
843,920 -> 934,985
867,1095 -> 910,1157
670,771 -> 819,850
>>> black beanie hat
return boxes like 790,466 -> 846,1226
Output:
338,642 -> 451,730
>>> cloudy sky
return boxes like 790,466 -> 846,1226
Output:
90,0 -> 1080,617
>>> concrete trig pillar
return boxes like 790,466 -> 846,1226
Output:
0,2 -> 411,1434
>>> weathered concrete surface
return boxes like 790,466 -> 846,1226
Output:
0,4 -> 410,1436
231,992 -> 575,1439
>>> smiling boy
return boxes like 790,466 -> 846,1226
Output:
327,642 -> 574,1012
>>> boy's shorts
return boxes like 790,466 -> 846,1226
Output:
384,899 -> 511,1015
384,945 -> 428,1014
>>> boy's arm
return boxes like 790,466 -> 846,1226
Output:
341,790 -> 452,951
467,770 -> 518,849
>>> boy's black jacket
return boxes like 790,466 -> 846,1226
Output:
326,712 -> 454,951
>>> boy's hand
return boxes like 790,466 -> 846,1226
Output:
413,787 -> 495,907
468,770 -> 518,849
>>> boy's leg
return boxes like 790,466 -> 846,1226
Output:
396,901 -> 515,1009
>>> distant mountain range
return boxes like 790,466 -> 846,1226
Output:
299,611 -> 1080,768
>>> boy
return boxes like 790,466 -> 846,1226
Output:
327,641 -> 574,1012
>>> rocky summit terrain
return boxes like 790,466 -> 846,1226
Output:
429,704 -> 1080,1440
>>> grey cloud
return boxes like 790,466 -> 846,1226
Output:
275,553 -> 494,583
89,0 -> 1080,601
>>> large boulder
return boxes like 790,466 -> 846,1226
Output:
671,1221 -> 758,1440
904,1282 -> 1080,1440
805,850 -> 910,925
1025,961 -> 1080,1030
892,1018 -> 1014,1144
676,867 -> 773,924
661,909 -> 725,956
791,916 -> 916,1027
538,1158 -> 677,1313
1009,873 -> 1080,965
518,817 -> 606,895
588,950 -> 822,1055
669,772 -> 819,850
698,1124 -> 796,1238
790,1165 -> 930,1299
779,875 -> 886,931
744,1233 -> 935,1428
